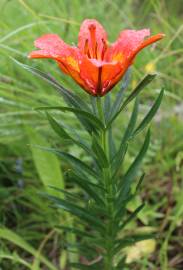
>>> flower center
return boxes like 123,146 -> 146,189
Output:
83,24 -> 107,60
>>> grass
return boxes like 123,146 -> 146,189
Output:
0,0 -> 183,269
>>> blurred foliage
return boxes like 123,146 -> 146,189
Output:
0,0 -> 183,269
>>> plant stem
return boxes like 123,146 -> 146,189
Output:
96,97 -> 115,270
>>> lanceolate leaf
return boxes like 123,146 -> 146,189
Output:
67,170 -> 105,191
114,233 -> 155,254
45,195 -> 105,230
121,98 -> 139,144
47,186 -> 81,201
92,135 -> 109,169
90,96 -> 98,116
135,173 -> 145,193
13,59 -> 91,112
108,127 -> 116,161
47,113 -> 93,156
47,113 -> 71,140
107,74 -> 156,127
111,143 -> 128,177
133,88 -> 164,136
36,106 -> 105,131
115,256 -> 127,269
118,129 -> 151,199
119,203 -> 145,230
32,146 -> 99,180
68,174 -> 105,205
104,93 -> 111,122
109,67 -> 132,120
111,98 -> 139,175
13,59 -> 96,133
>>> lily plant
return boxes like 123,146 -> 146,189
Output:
18,19 -> 164,270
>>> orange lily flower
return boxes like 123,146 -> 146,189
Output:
29,19 -> 164,96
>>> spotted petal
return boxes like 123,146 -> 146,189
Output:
105,29 -> 164,62
79,57 -> 123,96
29,34 -> 81,74
78,19 -> 107,59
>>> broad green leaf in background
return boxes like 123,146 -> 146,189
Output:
26,127 -> 64,197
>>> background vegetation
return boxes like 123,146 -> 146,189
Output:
0,0 -> 183,269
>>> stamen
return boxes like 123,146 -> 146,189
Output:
84,39 -> 91,58
100,38 -> 107,60
88,24 -> 96,58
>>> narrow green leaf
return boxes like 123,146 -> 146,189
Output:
47,113 -> 93,156
45,195 -> 104,230
111,98 -> 138,175
13,59 -> 96,134
92,135 -> 109,169
36,106 -> 105,130
115,256 -> 126,269
68,172 -> 105,205
118,129 -> 151,199
47,113 -> 71,140
47,186 -> 81,201
31,145 -> 98,179
111,144 -> 128,177
67,170 -> 106,191
135,173 -> 145,193
133,88 -> 164,136
107,74 -> 156,127
110,68 -> 131,120
104,93 -> 111,122
119,203 -> 145,230
115,194 -> 134,222
12,59 -> 91,112
121,98 -> 139,144
114,233 -> 155,254
108,127 -> 116,161
90,96 -> 98,116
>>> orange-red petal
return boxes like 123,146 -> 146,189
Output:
29,34 -> 71,59
29,34 -> 83,75
79,57 -> 99,95
78,19 -> 107,59
105,29 -> 150,61
79,57 -> 126,96
131,33 -> 165,59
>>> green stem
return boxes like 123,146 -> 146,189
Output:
96,97 -> 115,270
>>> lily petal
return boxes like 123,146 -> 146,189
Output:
105,29 -> 150,61
131,33 -> 165,59
29,34 -> 71,58
79,57 -> 124,96
29,34 -> 82,75
79,56 -> 100,95
78,19 -> 107,59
